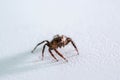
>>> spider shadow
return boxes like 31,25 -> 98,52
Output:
0,48 -> 77,77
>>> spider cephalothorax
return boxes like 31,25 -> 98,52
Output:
31,34 -> 79,62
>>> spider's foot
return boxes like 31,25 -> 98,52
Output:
41,58 -> 44,61
56,59 -> 59,62
77,52 -> 79,55
65,59 -> 68,62
31,50 -> 34,53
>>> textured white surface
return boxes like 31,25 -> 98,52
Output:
0,0 -> 120,80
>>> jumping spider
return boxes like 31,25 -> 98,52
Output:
31,34 -> 79,62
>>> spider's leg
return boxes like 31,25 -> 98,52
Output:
49,48 -> 58,61
31,40 -> 49,53
70,39 -> 79,55
41,44 -> 47,60
54,49 -> 68,62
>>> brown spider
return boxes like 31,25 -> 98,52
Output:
31,34 -> 79,62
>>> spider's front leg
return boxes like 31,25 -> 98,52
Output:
48,48 -> 58,61
68,38 -> 79,55
54,49 -> 68,62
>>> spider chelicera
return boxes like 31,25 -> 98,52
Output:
31,34 -> 79,62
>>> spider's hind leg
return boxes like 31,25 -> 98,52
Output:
41,43 -> 47,60
31,40 -> 49,53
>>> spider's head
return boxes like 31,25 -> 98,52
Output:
61,35 -> 67,42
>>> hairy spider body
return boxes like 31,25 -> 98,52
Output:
31,35 -> 79,62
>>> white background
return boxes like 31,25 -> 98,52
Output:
0,0 -> 120,80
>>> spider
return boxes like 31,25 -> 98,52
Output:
31,34 -> 79,62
